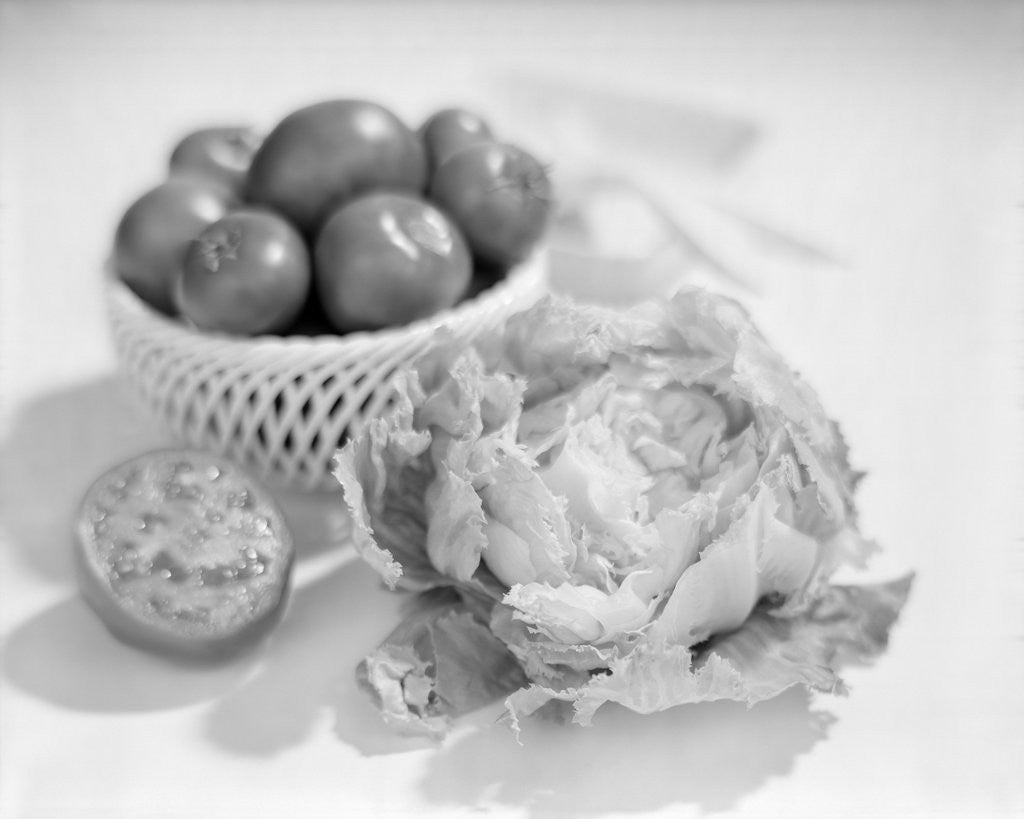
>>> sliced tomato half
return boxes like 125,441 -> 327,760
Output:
74,450 -> 295,661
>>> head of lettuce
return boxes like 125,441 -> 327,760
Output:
334,289 -> 912,739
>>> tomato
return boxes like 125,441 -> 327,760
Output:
419,107 -> 494,173
245,99 -> 427,235
114,179 -> 233,314
314,192 -> 471,332
177,208 -> 311,335
169,126 -> 262,196
74,450 -> 295,661
428,142 -> 553,267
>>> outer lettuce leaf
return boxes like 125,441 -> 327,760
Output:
505,574 -> 913,734
704,574 -> 914,701
333,415 -> 437,591
356,591 -> 528,739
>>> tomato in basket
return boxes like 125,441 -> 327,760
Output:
74,450 -> 295,661
177,208 -> 310,335
114,178 -> 233,314
419,107 -> 494,173
314,191 -> 472,332
429,142 -> 553,267
245,99 -> 427,235
169,126 -> 262,196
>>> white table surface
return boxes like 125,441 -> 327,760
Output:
1,2 -> 1022,817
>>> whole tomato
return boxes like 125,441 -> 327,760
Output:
314,192 -> 471,332
177,208 -> 310,335
246,99 -> 427,235
429,142 -> 552,267
169,126 -> 262,196
114,178 -> 233,314
419,107 -> 494,174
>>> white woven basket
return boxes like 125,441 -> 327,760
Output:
106,254 -> 547,491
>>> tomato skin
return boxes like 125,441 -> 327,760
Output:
314,192 -> 472,332
245,100 -> 427,235
419,107 -> 494,174
114,179 -> 233,314
169,126 -> 262,195
177,208 -> 311,335
429,142 -> 553,267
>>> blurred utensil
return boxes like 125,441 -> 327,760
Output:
547,176 -> 839,305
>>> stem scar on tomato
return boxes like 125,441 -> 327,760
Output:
195,227 -> 243,273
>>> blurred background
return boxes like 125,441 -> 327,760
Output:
1,2 -> 1021,817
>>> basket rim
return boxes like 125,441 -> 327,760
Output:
105,249 -> 548,354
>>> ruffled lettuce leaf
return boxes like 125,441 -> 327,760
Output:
649,473 -> 819,646
332,416 -> 435,591
501,496 -> 715,645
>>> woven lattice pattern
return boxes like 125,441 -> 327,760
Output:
107,256 -> 547,491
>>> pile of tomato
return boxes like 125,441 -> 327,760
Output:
114,99 -> 553,336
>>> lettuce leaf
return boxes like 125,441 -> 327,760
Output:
356,590 -> 529,739
505,574 -> 914,734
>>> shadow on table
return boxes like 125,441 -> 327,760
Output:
201,552 -> 415,756
2,547 -> 385,723
2,593 -> 256,711
420,687 -> 834,816
0,375 -> 168,583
